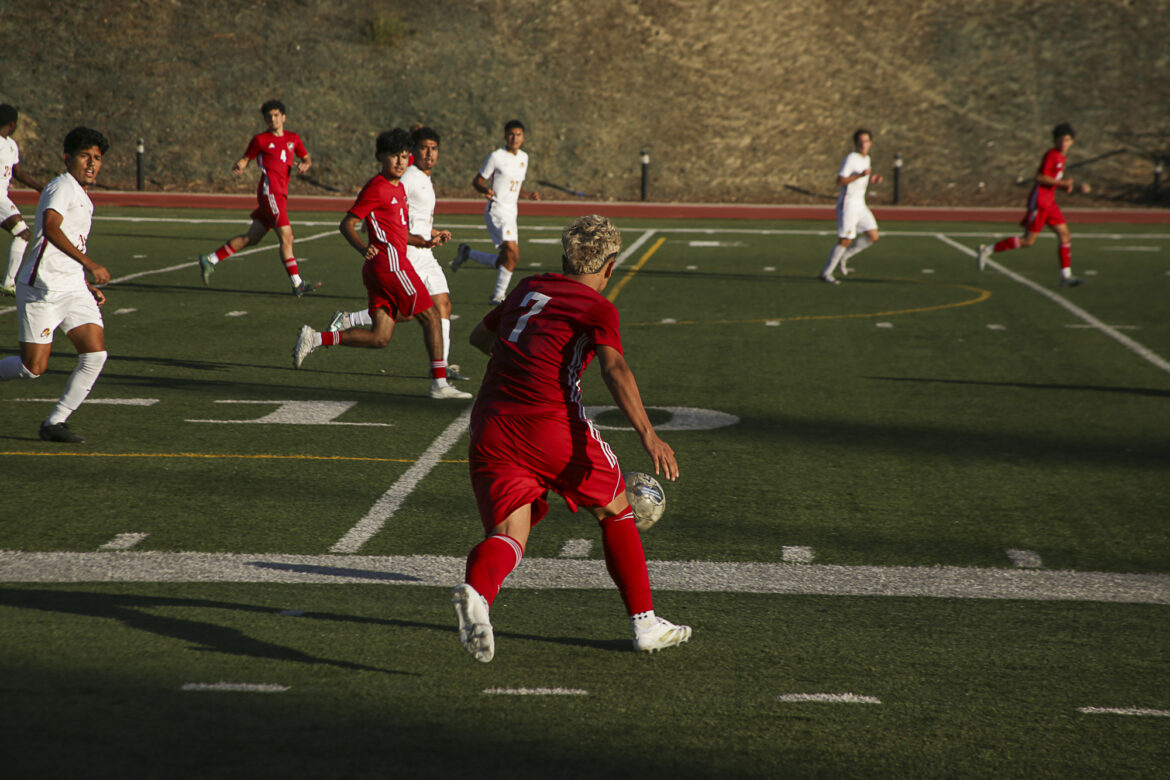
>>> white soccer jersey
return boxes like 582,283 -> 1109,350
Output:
478,148 -> 529,212
0,135 -> 19,196
837,151 -> 871,204
19,172 -> 94,293
401,165 -> 435,241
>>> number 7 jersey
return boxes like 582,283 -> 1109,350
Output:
474,273 -> 624,418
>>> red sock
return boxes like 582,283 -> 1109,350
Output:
465,534 -> 524,605
213,243 -> 236,262
430,360 -> 447,381
599,507 -> 653,615
1058,243 -> 1071,269
320,331 -> 341,347
993,236 -> 1021,253
283,256 -> 299,277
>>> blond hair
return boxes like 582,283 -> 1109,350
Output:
561,215 -> 622,274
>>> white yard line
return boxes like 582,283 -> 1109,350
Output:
330,406 -> 472,553
1077,706 -> 1170,717
2,551 -> 1168,605
613,229 -> 657,268
777,693 -> 881,704
935,233 -> 1170,375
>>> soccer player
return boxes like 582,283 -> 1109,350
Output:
451,119 -> 541,304
0,104 -> 43,296
0,127 -> 111,443
451,214 -> 691,663
977,123 -> 1086,287
197,100 -> 320,296
327,126 -> 469,381
819,128 -> 883,285
291,128 -> 471,401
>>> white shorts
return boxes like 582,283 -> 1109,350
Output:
406,246 -> 450,297
836,199 -> 878,240
484,204 -> 519,248
0,195 -> 22,225
17,285 -> 103,344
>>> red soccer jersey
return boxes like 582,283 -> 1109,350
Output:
474,273 -> 624,419
244,131 -> 307,197
348,173 -> 410,265
1029,148 -> 1066,209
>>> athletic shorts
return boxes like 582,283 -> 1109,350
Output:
361,253 -> 433,321
251,189 -> 290,230
836,199 -> 877,240
406,246 -> 450,297
484,204 -> 518,248
468,412 -> 626,532
16,284 -> 103,344
1021,201 -> 1065,233
0,195 -> 22,225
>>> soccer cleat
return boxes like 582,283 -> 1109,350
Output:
976,244 -> 991,272
292,325 -> 317,368
1060,276 -> 1084,287
633,617 -> 692,654
39,421 -> 84,443
293,279 -> 322,297
452,584 -> 495,663
489,295 -> 505,305
451,243 -> 470,273
198,254 -> 216,285
447,363 -> 469,381
818,273 -> 840,285
839,261 -> 850,277
430,383 -> 472,400
328,310 -> 350,332
0,283 -> 16,296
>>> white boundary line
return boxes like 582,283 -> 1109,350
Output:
613,229 -> 657,268
1077,706 -> 1170,717
935,233 -> 1170,375
777,693 -> 881,704
181,682 -> 289,693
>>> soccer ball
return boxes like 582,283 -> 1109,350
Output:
624,471 -> 666,531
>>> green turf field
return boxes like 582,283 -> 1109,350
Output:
2,209 -> 1169,777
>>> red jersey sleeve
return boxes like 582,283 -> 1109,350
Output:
347,179 -> 380,221
1038,149 -> 1065,180
587,299 -> 623,354
244,134 -> 263,160
291,133 -> 308,159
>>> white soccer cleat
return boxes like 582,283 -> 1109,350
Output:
977,244 -> 991,272
633,616 -> 692,654
452,584 -> 495,663
292,325 -> 317,369
1060,276 -> 1084,287
447,363 -> 469,381
488,295 -> 506,305
451,243 -> 470,273
328,310 -> 350,332
430,382 -> 472,400
818,273 -> 840,286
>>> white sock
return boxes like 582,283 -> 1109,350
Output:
1061,266 -> 1072,280
47,350 -> 107,425
4,235 -> 27,287
290,273 -> 303,287
492,267 -> 513,301
350,309 -> 373,328
441,317 -> 452,364
0,355 -> 37,380
821,244 -> 847,276
469,248 -> 498,267
841,234 -> 872,261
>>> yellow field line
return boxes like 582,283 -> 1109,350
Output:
0,451 -> 468,464
607,236 -> 668,303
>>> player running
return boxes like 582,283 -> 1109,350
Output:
326,126 -> 469,382
452,214 -> 690,663
451,119 -> 541,304
977,123 -> 1086,287
197,100 -> 320,296
0,104 -> 43,295
291,128 -> 470,400
0,127 -> 112,443
819,128 -> 882,284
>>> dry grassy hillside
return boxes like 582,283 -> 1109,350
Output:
2,0 -> 1168,206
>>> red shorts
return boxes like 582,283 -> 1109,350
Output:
361,253 -> 433,320
469,412 -> 626,532
251,189 -> 290,230
1021,201 -> 1064,233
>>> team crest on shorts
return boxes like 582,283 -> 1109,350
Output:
40,328 -> 51,338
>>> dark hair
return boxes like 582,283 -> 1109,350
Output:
0,104 -> 17,127
412,125 -> 440,149
853,128 -> 872,145
260,99 -> 287,116
1052,122 -> 1076,142
375,128 -> 412,157
63,126 -> 110,155
504,119 -> 525,133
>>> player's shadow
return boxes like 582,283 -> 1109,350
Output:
245,561 -> 422,582
0,588 -> 416,676
869,375 -> 1170,400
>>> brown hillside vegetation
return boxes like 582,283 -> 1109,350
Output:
2,0 -> 1168,207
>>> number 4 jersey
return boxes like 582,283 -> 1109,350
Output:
474,273 -> 623,419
